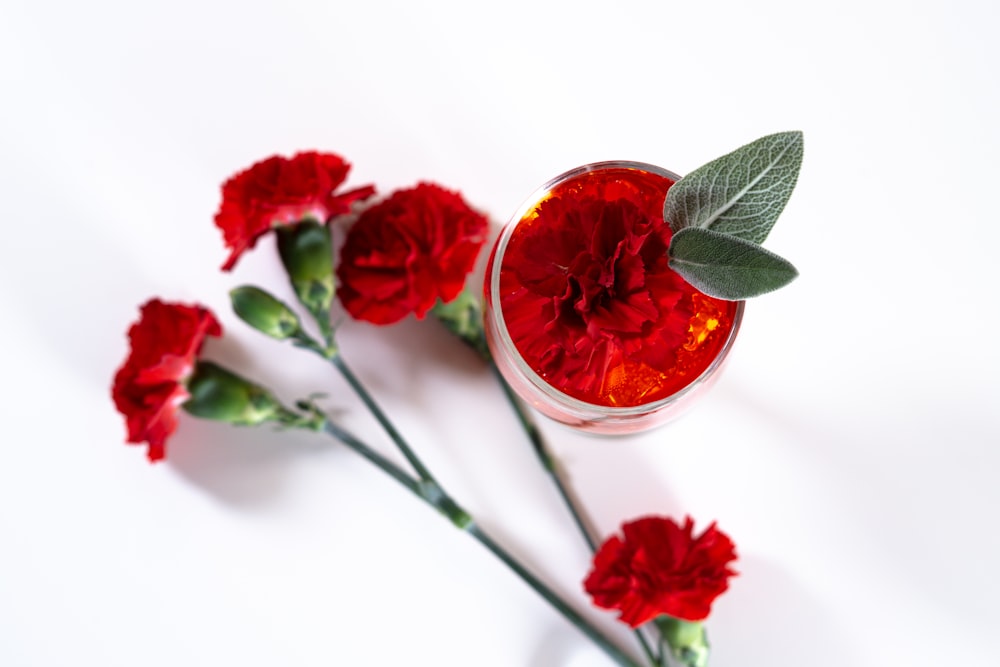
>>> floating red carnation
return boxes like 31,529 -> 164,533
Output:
584,516 -> 737,627
337,182 -> 489,325
112,299 -> 222,462
214,151 -> 375,271
500,179 -> 694,401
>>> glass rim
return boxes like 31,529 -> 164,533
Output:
487,160 -> 745,419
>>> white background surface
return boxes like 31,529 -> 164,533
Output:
1,1 -> 998,665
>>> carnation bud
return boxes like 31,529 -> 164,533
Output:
276,220 -> 335,332
230,286 -> 302,340
431,289 -> 490,361
655,617 -> 709,667
182,361 -> 294,426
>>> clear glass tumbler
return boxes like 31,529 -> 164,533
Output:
484,161 -> 744,434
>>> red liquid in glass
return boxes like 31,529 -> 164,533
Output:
496,167 -> 738,408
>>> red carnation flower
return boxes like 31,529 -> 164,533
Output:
503,191 -> 693,397
112,299 -> 222,462
214,151 -> 375,271
584,516 -> 737,627
336,182 -> 489,325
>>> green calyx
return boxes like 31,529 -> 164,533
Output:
431,289 -> 491,361
182,361 -> 301,427
276,220 -> 335,339
654,616 -> 709,667
664,131 -> 803,301
230,285 -> 302,340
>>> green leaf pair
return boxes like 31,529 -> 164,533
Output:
664,131 -> 803,300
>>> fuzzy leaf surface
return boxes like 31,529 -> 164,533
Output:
664,131 -> 803,244
668,227 -> 798,300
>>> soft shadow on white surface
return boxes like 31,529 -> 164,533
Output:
531,634 -> 579,667
543,424 -> 688,543
715,379 -> 999,663
724,379 -> 998,612
713,555 -> 859,667
530,626 -> 638,667
166,415 -> 330,507
4,224 -> 161,385
157,324 -> 340,507
340,313 -> 489,401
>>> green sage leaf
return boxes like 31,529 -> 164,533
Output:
664,131 -> 803,244
668,227 -> 798,300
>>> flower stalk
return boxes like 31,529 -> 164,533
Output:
432,297 -> 662,667
431,289 -> 662,664
489,362 -> 662,666
229,283 -> 438,484
283,285 -> 649,665
489,363 -> 598,550
307,346 -> 646,665
327,351 -> 438,484
308,411 -> 641,667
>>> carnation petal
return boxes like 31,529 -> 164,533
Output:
112,299 -> 222,462
337,183 -> 488,326
583,515 -> 738,627
215,152 -> 374,271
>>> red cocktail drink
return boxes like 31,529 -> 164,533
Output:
484,162 -> 742,433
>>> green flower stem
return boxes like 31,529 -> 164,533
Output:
322,419 -> 425,501
316,418 -> 641,667
464,523 -> 641,667
315,307 -> 334,348
288,319 -> 650,665
489,364 -> 598,551
286,326 -> 438,485
489,363 -> 661,667
327,352 -> 437,484
636,628 -> 661,666
290,331 -> 329,357
641,629 -> 664,667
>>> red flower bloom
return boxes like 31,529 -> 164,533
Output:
112,299 -> 222,462
214,151 -> 375,271
584,516 -> 737,627
337,182 -> 489,325
501,179 -> 694,401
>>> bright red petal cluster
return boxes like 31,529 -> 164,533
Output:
111,299 -> 222,462
502,184 -> 693,400
337,182 -> 489,324
214,151 -> 375,271
584,516 -> 737,627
